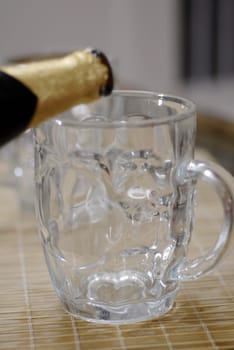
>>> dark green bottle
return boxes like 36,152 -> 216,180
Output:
0,49 -> 113,146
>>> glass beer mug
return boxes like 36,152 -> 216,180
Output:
34,91 -> 233,324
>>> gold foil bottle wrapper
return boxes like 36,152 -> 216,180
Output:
1,49 -> 113,129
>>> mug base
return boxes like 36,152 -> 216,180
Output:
59,291 -> 177,325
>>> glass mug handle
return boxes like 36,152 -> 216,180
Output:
179,160 -> 234,280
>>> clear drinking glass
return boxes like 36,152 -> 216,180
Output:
34,91 -> 233,324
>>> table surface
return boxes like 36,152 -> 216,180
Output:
0,148 -> 233,350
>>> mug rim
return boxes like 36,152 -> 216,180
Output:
51,90 -> 196,128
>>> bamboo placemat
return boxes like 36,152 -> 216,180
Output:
0,149 -> 233,350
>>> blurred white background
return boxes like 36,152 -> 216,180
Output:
0,0 -> 234,121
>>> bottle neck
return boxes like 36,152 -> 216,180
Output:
0,49 -> 113,146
